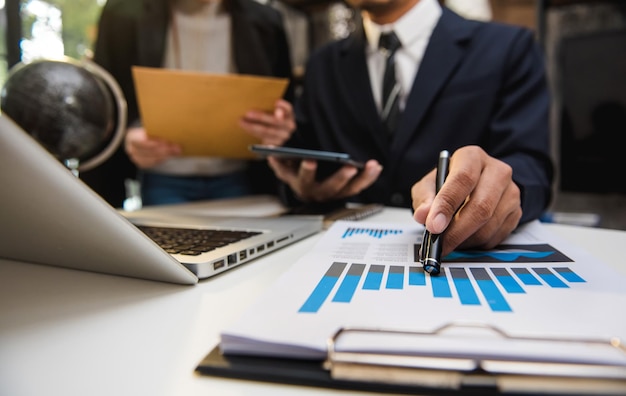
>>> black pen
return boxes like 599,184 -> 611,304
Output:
421,150 -> 450,275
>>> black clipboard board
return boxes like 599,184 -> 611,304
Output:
197,323 -> 626,396
196,346 -> 503,395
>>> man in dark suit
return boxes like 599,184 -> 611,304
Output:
83,0 -> 294,207
261,0 -> 553,254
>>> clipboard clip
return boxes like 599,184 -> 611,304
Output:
324,323 -> 626,391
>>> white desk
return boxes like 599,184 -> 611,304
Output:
1,207 -> 625,396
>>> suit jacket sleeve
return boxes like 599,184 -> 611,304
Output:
484,27 -> 553,223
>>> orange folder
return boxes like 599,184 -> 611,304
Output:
132,66 -> 288,158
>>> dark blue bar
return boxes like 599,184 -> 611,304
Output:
363,265 -> 384,290
491,268 -> 525,294
450,268 -> 480,305
511,267 -> 542,285
470,268 -> 512,312
554,267 -> 586,283
299,262 -> 347,313
333,264 -> 366,302
386,266 -> 404,289
431,268 -> 452,298
533,268 -> 569,288
408,266 -> 426,286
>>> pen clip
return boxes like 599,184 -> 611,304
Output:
418,229 -> 428,263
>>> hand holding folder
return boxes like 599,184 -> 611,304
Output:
132,66 -> 289,159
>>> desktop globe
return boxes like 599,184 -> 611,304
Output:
0,57 -> 126,174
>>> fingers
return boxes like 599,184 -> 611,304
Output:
267,157 -> 318,201
267,157 -> 382,203
456,181 -> 522,251
307,165 -> 360,201
296,160 -> 319,199
267,157 -> 336,202
266,156 -> 296,183
411,168 -> 437,224
425,146 -> 485,234
417,146 -> 522,256
324,160 -> 382,201
124,127 -> 181,168
240,100 -> 296,146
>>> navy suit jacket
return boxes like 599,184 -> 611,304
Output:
83,0 -> 292,206
290,8 -> 553,223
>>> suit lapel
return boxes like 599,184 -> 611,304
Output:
389,10 -> 473,174
230,1 -> 273,75
339,29 -> 390,158
138,0 -> 169,67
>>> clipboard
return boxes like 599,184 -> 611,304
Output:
132,66 -> 288,158
196,323 -> 626,395
197,220 -> 626,395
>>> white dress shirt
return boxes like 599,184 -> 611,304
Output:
363,0 -> 442,114
154,0 -> 246,177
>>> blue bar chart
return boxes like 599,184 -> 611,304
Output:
342,227 -> 403,239
299,262 -> 586,313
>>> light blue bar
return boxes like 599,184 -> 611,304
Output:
533,268 -> 569,288
491,268 -> 525,294
554,267 -> 586,283
450,268 -> 480,305
363,265 -> 384,290
333,264 -> 366,302
342,228 -> 402,239
408,267 -> 426,286
299,262 -> 346,313
342,228 -> 356,238
475,280 -> 512,312
512,267 -> 542,286
431,268 -> 452,298
333,275 -> 361,302
471,268 -> 512,312
385,266 -> 404,289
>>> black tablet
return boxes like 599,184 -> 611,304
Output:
249,145 -> 365,169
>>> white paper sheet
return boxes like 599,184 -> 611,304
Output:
220,221 -> 626,369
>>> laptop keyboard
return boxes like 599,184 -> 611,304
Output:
138,226 -> 261,256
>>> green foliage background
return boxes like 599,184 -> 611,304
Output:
22,0 -> 105,59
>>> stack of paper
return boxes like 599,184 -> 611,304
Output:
220,221 -> 626,379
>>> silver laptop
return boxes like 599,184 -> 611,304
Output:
0,115 -> 322,285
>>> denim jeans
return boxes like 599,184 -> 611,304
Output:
139,170 -> 252,206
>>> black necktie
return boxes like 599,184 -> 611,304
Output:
378,31 -> 402,135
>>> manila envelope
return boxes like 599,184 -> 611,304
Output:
132,66 -> 288,158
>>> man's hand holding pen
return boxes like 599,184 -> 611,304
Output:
418,150 -> 450,275
411,146 -> 523,262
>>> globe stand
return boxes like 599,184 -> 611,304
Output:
64,158 -> 81,177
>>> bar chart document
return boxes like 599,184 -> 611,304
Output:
132,66 -> 288,158
217,220 -> 626,391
